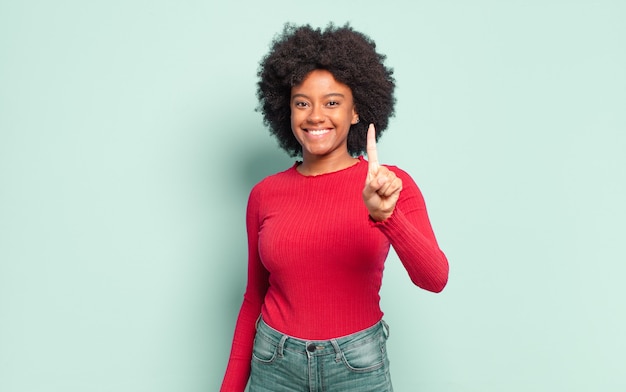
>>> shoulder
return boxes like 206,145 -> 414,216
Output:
381,164 -> 426,203
381,163 -> 418,186
361,155 -> 421,190
249,164 -> 298,197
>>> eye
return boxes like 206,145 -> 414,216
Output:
327,100 -> 339,107
294,101 -> 309,108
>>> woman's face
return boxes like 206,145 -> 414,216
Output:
290,69 -> 359,161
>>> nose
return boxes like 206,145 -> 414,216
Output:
307,105 -> 324,123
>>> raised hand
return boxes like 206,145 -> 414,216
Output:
362,124 -> 402,222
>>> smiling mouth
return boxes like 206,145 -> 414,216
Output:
306,128 -> 331,136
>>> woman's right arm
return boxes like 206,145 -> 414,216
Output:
220,187 -> 269,391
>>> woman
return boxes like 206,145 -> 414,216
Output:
221,23 -> 448,391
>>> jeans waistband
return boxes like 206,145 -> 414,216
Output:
255,317 -> 389,358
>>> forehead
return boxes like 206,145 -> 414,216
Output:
291,69 -> 352,96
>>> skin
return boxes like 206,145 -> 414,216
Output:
290,69 -> 402,222
290,69 -> 359,175
363,123 -> 403,222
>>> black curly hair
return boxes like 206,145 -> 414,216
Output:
257,23 -> 396,157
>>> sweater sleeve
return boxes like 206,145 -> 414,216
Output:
371,167 -> 449,293
220,186 -> 269,391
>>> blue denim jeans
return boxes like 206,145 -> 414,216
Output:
249,317 -> 393,391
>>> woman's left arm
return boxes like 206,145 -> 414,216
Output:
362,125 -> 448,292
370,168 -> 449,293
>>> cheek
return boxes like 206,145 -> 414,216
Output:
290,109 -> 302,124
290,110 -> 310,132
290,113 -> 299,132
336,109 -> 355,124
290,113 -> 302,140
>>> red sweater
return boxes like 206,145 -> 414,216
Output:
221,157 -> 448,391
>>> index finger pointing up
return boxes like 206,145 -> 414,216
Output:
366,123 -> 379,173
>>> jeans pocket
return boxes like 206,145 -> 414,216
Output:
251,334 -> 278,364
340,336 -> 386,373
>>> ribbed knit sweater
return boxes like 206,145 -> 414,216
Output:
220,157 -> 448,391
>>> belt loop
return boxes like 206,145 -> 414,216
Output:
381,320 -> 390,340
277,335 -> 288,358
255,314 -> 261,330
330,339 -> 342,362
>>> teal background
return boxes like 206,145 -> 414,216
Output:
1,1 -> 625,391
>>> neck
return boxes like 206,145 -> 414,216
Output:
297,153 -> 358,176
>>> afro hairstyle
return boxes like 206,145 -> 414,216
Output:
257,23 -> 396,157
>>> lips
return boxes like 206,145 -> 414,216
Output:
305,128 -> 331,136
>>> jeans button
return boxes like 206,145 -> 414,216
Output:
306,343 -> 316,352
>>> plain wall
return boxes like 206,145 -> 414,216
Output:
1,1 -> 625,391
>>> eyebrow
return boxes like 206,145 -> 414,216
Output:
291,93 -> 346,100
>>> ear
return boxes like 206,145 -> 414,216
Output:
351,107 -> 360,125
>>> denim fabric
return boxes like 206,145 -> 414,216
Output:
249,318 -> 393,392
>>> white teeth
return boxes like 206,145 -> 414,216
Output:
308,129 -> 330,135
